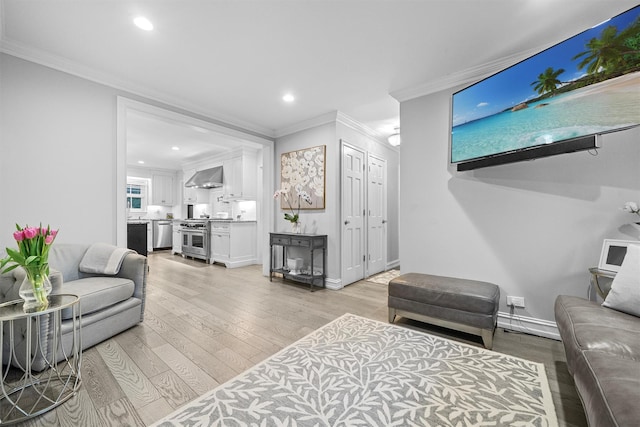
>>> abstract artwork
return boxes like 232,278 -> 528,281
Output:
280,145 -> 325,210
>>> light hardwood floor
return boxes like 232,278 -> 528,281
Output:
21,252 -> 587,426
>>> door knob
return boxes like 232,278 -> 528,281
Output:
344,220 -> 350,225
382,220 -> 387,224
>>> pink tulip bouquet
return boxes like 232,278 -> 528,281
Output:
1,224 -> 59,306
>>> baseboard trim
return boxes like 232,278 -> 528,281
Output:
325,278 -> 343,290
386,259 -> 400,270
497,311 -> 560,341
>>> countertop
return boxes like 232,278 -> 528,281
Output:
173,219 -> 257,223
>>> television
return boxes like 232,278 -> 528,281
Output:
451,5 -> 640,171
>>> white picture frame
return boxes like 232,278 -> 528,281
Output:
598,239 -> 637,272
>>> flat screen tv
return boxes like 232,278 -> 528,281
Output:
451,5 -> 640,171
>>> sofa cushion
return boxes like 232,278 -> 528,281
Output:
60,277 -> 135,320
49,243 -> 91,283
555,295 -> 640,363
572,350 -> 640,427
603,243 -> 640,317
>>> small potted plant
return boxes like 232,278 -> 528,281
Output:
274,188 -> 312,233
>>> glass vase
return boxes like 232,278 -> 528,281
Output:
19,264 -> 52,310
291,222 -> 301,234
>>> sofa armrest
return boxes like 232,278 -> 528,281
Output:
0,272 -> 19,303
0,269 -> 63,303
115,252 -> 148,321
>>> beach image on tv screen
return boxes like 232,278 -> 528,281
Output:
451,6 -> 640,164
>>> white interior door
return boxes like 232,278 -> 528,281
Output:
367,155 -> 386,276
342,143 -> 365,285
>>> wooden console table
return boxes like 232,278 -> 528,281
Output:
269,232 -> 327,291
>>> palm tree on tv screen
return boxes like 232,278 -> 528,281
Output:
531,67 -> 566,95
573,20 -> 640,76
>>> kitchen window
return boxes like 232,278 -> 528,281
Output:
127,179 -> 148,212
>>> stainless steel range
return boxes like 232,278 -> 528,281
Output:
180,220 -> 210,263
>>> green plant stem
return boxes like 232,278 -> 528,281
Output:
25,268 -> 49,307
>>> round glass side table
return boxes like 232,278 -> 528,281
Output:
0,294 -> 82,424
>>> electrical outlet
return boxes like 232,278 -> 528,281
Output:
507,296 -> 525,308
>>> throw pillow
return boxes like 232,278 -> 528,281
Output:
602,243 -> 640,317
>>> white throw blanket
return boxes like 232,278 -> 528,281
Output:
79,243 -> 134,275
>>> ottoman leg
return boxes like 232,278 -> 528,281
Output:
388,307 -> 396,323
481,329 -> 494,350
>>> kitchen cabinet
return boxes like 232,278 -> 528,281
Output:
127,223 -> 147,256
184,186 -> 208,204
223,151 -> 257,200
209,221 -> 257,268
151,174 -> 174,206
172,225 -> 182,255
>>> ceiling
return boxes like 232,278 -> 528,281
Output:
1,0 -> 637,168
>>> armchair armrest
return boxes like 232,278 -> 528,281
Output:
115,252 -> 148,321
0,269 -> 63,303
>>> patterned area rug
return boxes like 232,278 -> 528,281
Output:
153,314 -> 558,427
366,269 -> 401,285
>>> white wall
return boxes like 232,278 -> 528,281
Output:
1,54 -> 119,246
400,88 -> 640,324
275,123 -> 341,282
0,54 -> 273,251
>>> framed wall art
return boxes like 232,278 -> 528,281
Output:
280,145 -> 325,210
598,239 -> 638,272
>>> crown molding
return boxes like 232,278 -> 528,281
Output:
335,111 -> 394,149
275,110 -> 394,150
274,111 -> 339,138
0,38 -> 276,140
390,45 -> 550,102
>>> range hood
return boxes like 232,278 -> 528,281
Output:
184,166 -> 223,188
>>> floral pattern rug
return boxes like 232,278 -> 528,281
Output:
366,269 -> 401,285
153,314 -> 558,427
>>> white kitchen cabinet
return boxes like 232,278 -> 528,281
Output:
223,151 -> 257,200
151,174 -> 174,206
184,186 -> 208,204
210,221 -> 256,268
172,226 -> 182,255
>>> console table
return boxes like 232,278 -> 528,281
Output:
0,294 -> 82,424
270,232 -> 327,291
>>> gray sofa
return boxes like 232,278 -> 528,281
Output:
0,243 -> 147,371
555,295 -> 640,427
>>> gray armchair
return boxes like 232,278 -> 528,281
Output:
1,243 -> 147,371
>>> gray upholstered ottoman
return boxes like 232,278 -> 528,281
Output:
388,273 -> 500,349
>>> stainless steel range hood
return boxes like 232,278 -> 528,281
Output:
184,166 -> 223,188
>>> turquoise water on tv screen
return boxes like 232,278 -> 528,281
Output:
451,72 -> 640,163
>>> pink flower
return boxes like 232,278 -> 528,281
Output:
49,229 -> 58,238
23,227 -> 38,239
13,230 -> 25,242
44,234 -> 55,245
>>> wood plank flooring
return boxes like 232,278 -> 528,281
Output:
20,252 -> 587,426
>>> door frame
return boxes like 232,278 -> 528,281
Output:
116,97 -> 274,252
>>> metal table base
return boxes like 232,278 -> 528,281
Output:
0,294 -> 81,424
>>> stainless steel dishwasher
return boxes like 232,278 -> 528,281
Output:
153,220 -> 173,249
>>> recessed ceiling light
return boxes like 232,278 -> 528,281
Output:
134,16 -> 154,31
282,93 -> 295,103
138,160 -> 145,164
171,146 -> 180,151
